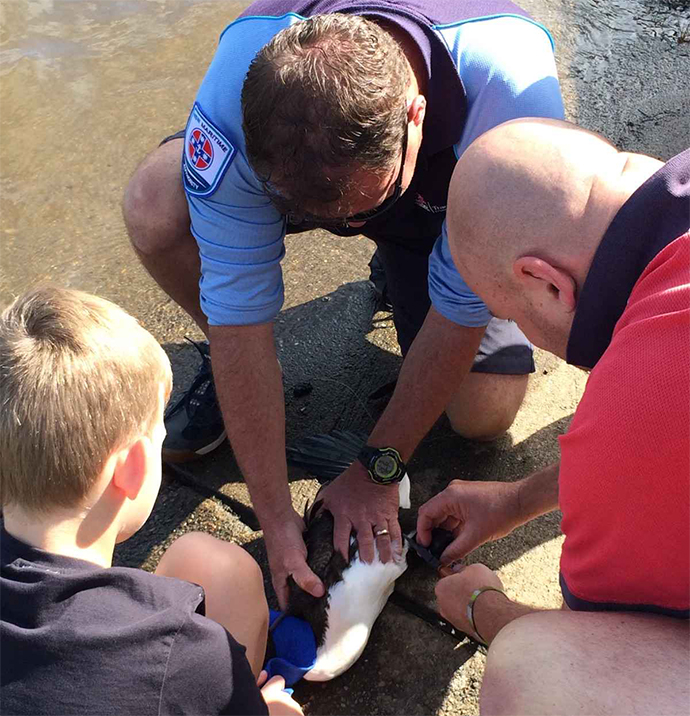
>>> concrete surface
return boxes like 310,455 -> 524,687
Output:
1,0 -> 688,713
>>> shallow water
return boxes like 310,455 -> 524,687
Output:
0,0 -> 248,318
1,0 -> 687,314
567,0 -> 689,63
0,0 -> 234,69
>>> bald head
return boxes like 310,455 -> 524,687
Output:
447,118 -> 662,357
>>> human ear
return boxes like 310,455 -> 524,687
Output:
407,95 -> 426,127
513,256 -> 577,311
111,438 -> 150,501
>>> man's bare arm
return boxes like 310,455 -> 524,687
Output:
514,461 -> 560,524
209,323 -> 290,521
417,461 -> 561,563
208,323 -> 324,607
320,307 -> 486,562
436,564 -> 541,646
370,307 -> 485,459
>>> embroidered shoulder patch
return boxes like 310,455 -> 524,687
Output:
182,103 -> 236,197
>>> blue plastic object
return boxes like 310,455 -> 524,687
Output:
264,610 -> 317,687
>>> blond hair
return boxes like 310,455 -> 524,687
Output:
242,13 -> 410,217
0,286 -> 171,511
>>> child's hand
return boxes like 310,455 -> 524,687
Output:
260,675 -> 304,716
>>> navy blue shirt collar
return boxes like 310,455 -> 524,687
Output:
1,522 -> 102,572
567,148 -> 690,369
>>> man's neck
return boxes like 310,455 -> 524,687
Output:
578,151 -> 665,292
3,505 -> 116,568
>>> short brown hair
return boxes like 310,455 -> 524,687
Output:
0,286 -> 172,512
241,13 -> 410,217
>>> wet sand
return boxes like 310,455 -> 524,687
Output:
1,1 -> 688,714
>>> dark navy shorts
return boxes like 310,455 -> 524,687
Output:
162,130 -> 533,375
373,240 -> 534,374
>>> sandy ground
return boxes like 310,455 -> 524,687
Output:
1,0 -> 688,713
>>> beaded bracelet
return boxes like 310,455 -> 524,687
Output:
466,587 -> 506,646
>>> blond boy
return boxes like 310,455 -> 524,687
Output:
0,287 -> 301,715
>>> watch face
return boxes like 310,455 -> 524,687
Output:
374,454 -> 398,479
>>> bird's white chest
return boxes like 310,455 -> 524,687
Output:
304,474 -> 411,681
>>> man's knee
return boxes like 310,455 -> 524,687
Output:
448,409 -> 515,441
446,373 -> 528,441
479,616 -> 540,714
479,614 -> 574,715
123,140 -> 189,256
481,611 -> 690,716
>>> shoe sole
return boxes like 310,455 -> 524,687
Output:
162,430 -> 228,463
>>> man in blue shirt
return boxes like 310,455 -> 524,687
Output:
123,0 -> 564,607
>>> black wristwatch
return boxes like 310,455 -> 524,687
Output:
357,446 -> 406,485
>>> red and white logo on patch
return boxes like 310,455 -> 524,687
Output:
183,103 -> 236,197
188,128 -> 214,170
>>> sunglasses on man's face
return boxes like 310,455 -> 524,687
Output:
290,118 -> 409,227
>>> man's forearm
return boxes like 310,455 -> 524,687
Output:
208,323 -> 293,524
368,306 -> 485,460
513,462 -> 560,526
472,590 -> 542,646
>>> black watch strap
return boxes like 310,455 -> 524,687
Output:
357,446 -> 406,485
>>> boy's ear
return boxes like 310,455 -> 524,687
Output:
512,256 -> 577,312
111,438 -> 150,500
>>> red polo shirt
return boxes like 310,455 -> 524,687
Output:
559,234 -> 689,616
560,149 -> 690,618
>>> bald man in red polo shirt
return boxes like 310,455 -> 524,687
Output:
416,119 -> 689,714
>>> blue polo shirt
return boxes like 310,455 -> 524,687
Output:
182,0 -> 564,327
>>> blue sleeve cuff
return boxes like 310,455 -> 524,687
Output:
428,228 -> 493,327
186,157 -> 288,326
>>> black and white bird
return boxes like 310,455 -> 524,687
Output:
286,474 -> 411,681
